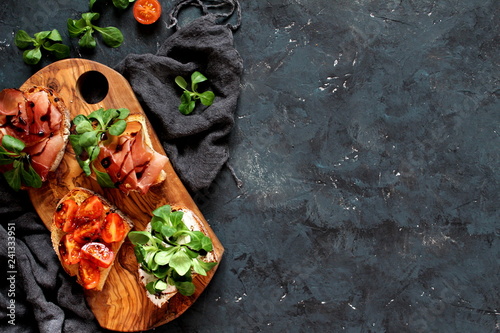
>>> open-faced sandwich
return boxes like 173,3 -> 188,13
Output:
69,108 -> 168,194
0,86 -> 70,190
128,205 -> 218,307
51,187 -> 133,290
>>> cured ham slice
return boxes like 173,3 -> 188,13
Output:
135,152 -> 168,194
28,90 -> 54,138
27,135 -> 66,180
96,118 -> 167,194
98,136 -> 139,191
0,86 -> 70,182
0,89 -> 24,116
0,89 -> 25,139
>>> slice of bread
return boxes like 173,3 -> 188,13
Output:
128,113 -> 167,188
89,113 -> 167,194
0,86 -> 70,184
51,187 -> 133,291
24,86 -> 71,174
138,206 -> 216,307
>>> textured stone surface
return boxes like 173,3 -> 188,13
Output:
0,1 -> 498,332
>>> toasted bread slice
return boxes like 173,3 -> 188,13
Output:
0,86 -> 70,186
51,187 -> 133,291
24,86 -> 71,174
129,113 -> 167,187
89,113 -> 167,194
138,206 -> 216,308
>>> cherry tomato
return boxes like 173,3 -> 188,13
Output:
79,259 -> 100,290
133,0 -> 162,25
81,242 -> 115,268
54,199 -> 78,232
74,196 -> 104,224
59,233 -> 82,265
73,219 -> 102,244
101,213 -> 127,243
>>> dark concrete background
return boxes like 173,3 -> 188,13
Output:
1,1 -> 498,332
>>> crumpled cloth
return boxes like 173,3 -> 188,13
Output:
0,2 -> 242,332
116,12 -> 243,193
0,190 -> 102,333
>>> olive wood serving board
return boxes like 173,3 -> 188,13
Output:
22,58 -> 224,332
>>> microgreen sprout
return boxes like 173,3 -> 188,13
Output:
69,108 -> 130,187
90,0 -> 136,10
68,12 -> 124,49
14,29 -> 70,65
175,71 -> 215,115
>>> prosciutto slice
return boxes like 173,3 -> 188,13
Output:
97,121 -> 167,194
26,135 -> 65,180
0,87 -> 68,181
99,136 -> 139,191
0,89 -> 24,116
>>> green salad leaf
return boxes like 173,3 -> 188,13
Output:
0,135 -> 43,191
112,0 -> 134,9
90,0 -> 136,11
175,71 -> 215,115
68,12 -> 124,49
69,108 -> 130,187
14,29 -> 70,65
128,205 -> 217,296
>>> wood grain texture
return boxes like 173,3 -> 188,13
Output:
21,58 -> 224,332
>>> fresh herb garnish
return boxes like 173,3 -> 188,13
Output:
112,0 -> 136,9
128,205 -> 217,296
90,0 -> 136,10
14,29 -> 70,65
69,108 -> 130,187
175,71 -> 215,115
68,12 -> 124,49
0,135 -> 42,191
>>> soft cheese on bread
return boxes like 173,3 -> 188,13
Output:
129,206 -> 217,308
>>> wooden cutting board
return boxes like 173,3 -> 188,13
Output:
21,58 -> 224,332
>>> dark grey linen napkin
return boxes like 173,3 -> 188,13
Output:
115,11 -> 243,193
0,188 -> 102,333
1,2 -> 242,332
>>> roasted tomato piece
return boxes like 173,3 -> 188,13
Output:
73,219 -> 102,244
102,212 -> 127,243
54,199 -> 79,232
79,258 -> 100,290
133,0 -> 162,25
74,196 -> 104,224
59,233 -> 82,265
81,242 -> 115,268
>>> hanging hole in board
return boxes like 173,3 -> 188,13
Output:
77,71 -> 109,104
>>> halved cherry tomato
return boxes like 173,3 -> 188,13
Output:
101,213 -> 127,243
73,219 -> 102,244
59,233 -> 82,265
133,0 -> 162,25
79,258 -> 100,290
74,196 -> 104,225
81,242 -> 115,268
54,199 -> 79,232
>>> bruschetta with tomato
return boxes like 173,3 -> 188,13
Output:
51,187 -> 133,290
